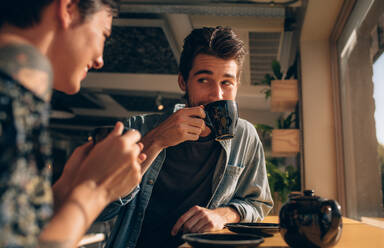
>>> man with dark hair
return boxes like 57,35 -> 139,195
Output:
101,26 -> 273,248
0,1 -> 147,248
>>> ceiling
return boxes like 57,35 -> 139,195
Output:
50,0 -> 302,141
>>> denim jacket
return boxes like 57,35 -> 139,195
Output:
100,104 -> 273,248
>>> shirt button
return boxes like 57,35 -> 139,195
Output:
148,179 -> 154,185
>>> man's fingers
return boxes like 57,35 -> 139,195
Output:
171,206 -> 202,235
193,106 -> 206,119
186,126 -> 203,136
171,217 -> 186,236
190,214 -> 211,233
197,223 -> 212,233
187,117 -> 205,129
171,207 -> 199,236
196,105 -> 206,119
182,106 -> 206,119
182,211 -> 206,233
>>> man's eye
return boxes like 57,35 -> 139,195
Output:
222,81 -> 233,86
198,78 -> 208,83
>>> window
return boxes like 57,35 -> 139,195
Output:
372,52 -> 384,205
333,0 -> 383,219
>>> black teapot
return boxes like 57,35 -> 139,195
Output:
279,190 -> 343,248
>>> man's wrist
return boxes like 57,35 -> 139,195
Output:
142,129 -> 166,151
217,207 -> 241,223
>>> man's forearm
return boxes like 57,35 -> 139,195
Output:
139,129 -> 164,174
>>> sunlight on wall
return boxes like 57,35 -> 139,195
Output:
373,54 -> 384,145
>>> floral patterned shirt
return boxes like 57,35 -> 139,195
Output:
0,43 -> 53,248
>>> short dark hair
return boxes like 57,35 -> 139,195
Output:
0,0 -> 120,28
179,26 -> 246,82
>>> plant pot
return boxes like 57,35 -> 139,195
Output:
271,80 -> 298,112
272,129 -> 300,157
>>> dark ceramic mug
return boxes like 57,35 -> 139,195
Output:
91,125 -> 130,145
204,100 -> 239,141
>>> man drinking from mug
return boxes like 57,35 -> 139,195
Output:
99,26 -> 273,248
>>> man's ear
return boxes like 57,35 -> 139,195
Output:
178,74 -> 187,92
57,0 -> 79,29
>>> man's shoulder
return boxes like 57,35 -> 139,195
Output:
237,118 -> 257,132
235,118 -> 260,142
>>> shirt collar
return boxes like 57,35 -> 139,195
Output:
173,103 -> 186,112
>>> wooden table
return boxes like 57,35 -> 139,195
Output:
179,216 -> 384,247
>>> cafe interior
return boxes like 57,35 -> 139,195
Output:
48,0 -> 384,247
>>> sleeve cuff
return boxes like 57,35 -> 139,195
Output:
117,185 -> 140,206
226,202 -> 245,222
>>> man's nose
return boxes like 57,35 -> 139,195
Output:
209,84 -> 224,101
93,56 -> 104,69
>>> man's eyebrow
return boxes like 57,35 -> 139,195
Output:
193,70 -> 213,76
223,73 -> 236,79
193,70 -> 236,80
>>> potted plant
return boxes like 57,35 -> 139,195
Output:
266,158 -> 301,215
271,112 -> 300,157
254,123 -> 273,149
260,60 -> 298,112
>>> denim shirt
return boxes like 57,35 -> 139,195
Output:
100,104 -> 273,248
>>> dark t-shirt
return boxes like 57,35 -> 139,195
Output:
136,134 -> 221,248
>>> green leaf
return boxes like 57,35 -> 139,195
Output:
272,60 -> 283,80
265,73 -> 274,86
255,124 -> 274,133
265,89 -> 271,100
276,115 -> 284,129
259,73 -> 274,86
266,159 -> 301,203
285,59 -> 297,80
276,112 -> 296,129
284,113 -> 293,128
285,65 -> 294,79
